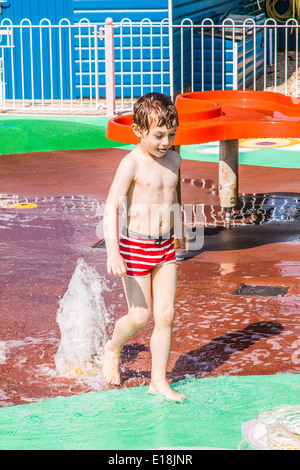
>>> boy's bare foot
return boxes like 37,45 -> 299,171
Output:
103,341 -> 121,385
148,379 -> 186,402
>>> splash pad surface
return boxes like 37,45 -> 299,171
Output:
0,115 -> 299,450
0,374 -> 298,450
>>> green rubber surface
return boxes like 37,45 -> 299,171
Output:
0,374 -> 298,450
0,117 -> 130,154
180,143 -> 300,168
0,116 -> 299,168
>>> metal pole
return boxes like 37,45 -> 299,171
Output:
219,139 -> 239,225
104,17 -> 115,117
94,25 -> 99,110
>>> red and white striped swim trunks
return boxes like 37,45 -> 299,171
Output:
119,227 -> 176,277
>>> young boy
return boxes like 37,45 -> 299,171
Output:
103,92 -> 185,401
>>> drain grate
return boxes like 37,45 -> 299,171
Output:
93,240 -> 105,248
233,284 -> 290,297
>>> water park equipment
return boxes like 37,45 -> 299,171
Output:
106,90 -> 300,222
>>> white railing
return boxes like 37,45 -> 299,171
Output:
114,18 -> 170,113
0,18 -> 105,113
0,17 -> 299,115
175,17 -> 300,99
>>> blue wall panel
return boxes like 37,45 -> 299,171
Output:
172,0 -> 244,24
0,1 -> 170,99
3,24 -> 78,100
171,0 -> 266,94
172,0 -> 265,24
0,1 -> 267,100
193,31 -> 265,90
0,0 -> 169,24
0,0 -> 72,24
73,0 -> 168,23
0,0 -> 263,25
73,1 -> 170,98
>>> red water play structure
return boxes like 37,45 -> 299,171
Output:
106,90 -> 300,220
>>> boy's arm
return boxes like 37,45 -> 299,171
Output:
173,188 -> 187,250
103,155 -> 136,276
172,152 -> 187,250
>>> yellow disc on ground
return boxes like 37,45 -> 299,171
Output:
239,138 -> 300,149
12,202 -> 37,209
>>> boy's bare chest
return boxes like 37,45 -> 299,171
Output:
135,161 -> 178,192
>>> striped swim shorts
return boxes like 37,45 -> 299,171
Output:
119,227 -> 176,277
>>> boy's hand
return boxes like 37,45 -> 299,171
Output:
174,235 -> 188,251
107,252 -> 127,277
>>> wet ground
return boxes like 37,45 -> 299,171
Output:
0,148 -> 299,406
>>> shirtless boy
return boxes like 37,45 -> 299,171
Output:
103,92 -> 185,401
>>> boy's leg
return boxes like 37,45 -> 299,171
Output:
103,275 -> 152,385
149,262 -> 184,401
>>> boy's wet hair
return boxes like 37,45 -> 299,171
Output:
133,92 -> 179,132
